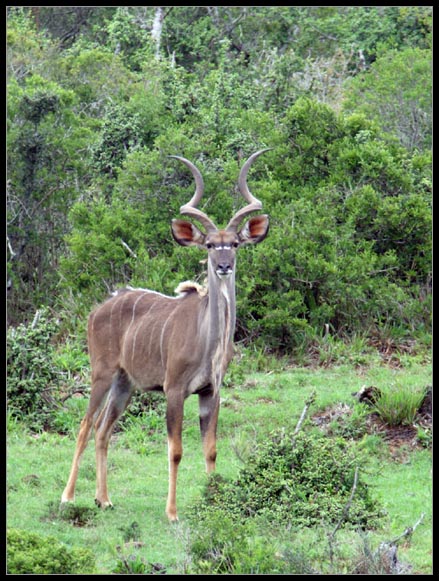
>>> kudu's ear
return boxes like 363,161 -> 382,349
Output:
172,219 -> 206,247
237,215 -> 269,245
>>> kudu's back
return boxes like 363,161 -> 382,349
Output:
88,286 -> 208,393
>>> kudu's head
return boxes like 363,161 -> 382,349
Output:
170,150 -> 270,280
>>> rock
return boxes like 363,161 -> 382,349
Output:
352,385 -> 382,406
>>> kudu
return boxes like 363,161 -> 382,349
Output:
61,149 -> 270,521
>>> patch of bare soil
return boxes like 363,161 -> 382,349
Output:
366,417 -> 419,452
312,387 -> 431,456
366,335 -> 424,368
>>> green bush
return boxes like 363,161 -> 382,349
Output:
113,552 -> 167,575
7,528 -> 96,574
186,426 -> 387,574
7,8 -> 432,347
190,429 -> 384,530
7,307 -> 60,431
234,100 -> 431,351
187,428 -> 386,574
57,90 -> 431,355
43,500 -> 99,528
51,397 -> 88,437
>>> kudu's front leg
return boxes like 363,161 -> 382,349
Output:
198,389 -> 220,473
165,390 -> 184,522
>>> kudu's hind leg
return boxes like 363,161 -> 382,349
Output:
94,369 -> 133,508
61,370 -> 114,504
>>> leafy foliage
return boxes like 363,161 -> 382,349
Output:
113,551 -> 167,575
7,528 -> 96,574
189,511 -> 291,574
7,307 -> 60,431
190,429 -> 384,529
344,47 -> 432,151
44,500 -> 99,527
235,100 -> 431,350
7,7 -> 432,357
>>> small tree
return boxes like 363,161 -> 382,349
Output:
343,47 -> 432,152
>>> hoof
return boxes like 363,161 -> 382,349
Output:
95,498 -> 114,509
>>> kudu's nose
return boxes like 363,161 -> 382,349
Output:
217,262 -> 233,276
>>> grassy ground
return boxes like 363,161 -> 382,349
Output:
7,361 -> 432,573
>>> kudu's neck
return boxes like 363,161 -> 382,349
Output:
206,260 -> 236,348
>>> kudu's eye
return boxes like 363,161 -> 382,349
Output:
232,242 -> 240,249
206,243 -> 214,250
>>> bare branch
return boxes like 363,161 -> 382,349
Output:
328,466 -> 359,567
60,386 -> 89,404
121,239 -> 137,259
370,513 -> 426,574
389,512 -> 425,546
151,7 -> 164,59
7,236 -> 16,259
334,467 -> 359,535
31,309 -> 41,329
293,390 -> 316,435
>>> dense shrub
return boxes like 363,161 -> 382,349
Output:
7,528 -> 96,574
60,102 -> 431,354
7,307 -> 60,431
7,7 -> 432,355
236,101 -> 431,350
190,429 -> 385,529
187,428 -> 385,573
43,500 -> 99,528
343,47 -> 432,151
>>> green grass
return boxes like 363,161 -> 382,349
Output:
370,450 -> 432,570
372,383 -> 427,426
7,361 -> 432,574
